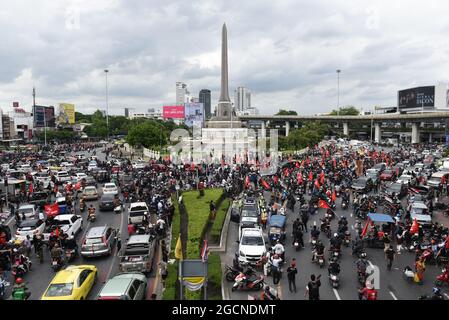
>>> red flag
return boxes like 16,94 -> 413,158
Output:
314,179 -> 321,189
75,182 -> 81,191
274,175 -> 279,185
283,168 -> 289,177
325,150 -> 330,159
410,218 -> 419,235
331,190 -> 337,202
295,161 -> 300,168
297,172 -> 303,185
245,176 -> 250,188
320,171 -> 325,185
55,226 -> 60,238
318,199 -> 330,209
445,237 -> 449,250
261,178 -> 271,190
29,184 -> 33,194
361,218 -> 371,237
306,157 -> 310,165
333,158 -> 337,168
308,172 -> 313,181
45,203 -> 60,218
300,159 -> 305,167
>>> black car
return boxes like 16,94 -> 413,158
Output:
29,191 -> 50,209
84,175 -> 97,187
230,207 -> 240,223
99,194 -> 116,211
351,177 -> 373,193
384,182 -> 408,199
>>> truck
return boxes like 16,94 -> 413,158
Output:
128,202 -> 150,225
119,234 -> 157,275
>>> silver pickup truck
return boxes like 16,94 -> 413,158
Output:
119,234 -> 157,275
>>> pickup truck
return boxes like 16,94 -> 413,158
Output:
128,202 -> 150,225
119,234 -> 157,275
43,214 -> 83,241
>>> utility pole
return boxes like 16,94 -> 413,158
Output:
336,69 -> 341,116
104,69 -> 110,140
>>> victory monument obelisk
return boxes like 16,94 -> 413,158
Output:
207,23 -> 241,128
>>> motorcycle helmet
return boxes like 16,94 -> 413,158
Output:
360,252 -> 367,258
334,233 -> 338,238
433,287 -> 441,294
15,278 -> 23,284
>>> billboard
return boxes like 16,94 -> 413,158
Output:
163,106 -> 185,119
184,102 -> 204,127
398,86 -> 435,109
58,103 -> 75,125
33,106 -> 55,128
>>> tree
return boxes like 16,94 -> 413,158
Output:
126,121 -> 168,149
35,129 -> 77,142
330,106 -> 359,116
286,121 -> 329,150
276,109 -> 298,116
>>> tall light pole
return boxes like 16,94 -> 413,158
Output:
336,69 -> 341,116
104,69 -> 109,140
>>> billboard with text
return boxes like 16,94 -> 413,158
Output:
398,86 -> 435,109
58,103 -> 75,125
184,103 -> 204,127
163,106 -> 185,119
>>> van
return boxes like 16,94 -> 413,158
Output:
119,234 -> 157,275
128,202 -> 149,225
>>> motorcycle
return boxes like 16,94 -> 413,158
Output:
343,232 -> 351,247
79,201 -> 86,212
357,268 -> 367,286
341,200 -> 348,210
313,253 -> 325,268
114,205 -> 122,214
52,257 -> 64,272
88,210 -> 96,222
65,248 -> 78,263
329,272 -> 340,289
329,247 -> 341,260
0,277 -> 10,300
435,268 -> 449,287
232,273 -> 265,292
224,265 -> 243,282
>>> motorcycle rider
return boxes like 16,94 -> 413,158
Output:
273,240 -> 285,260
292,227 -> 304,248
310,225 -> 320,243
358,282 -> 377,300
12,278 -> 31,300
88,205 -> 96,220
429,287 -> 445,300
356,252 -> 368,282
352,235 -> 364,256
330,233 -> 342,252
260,285 -> 279,300
50,243 -> 64,266
312,240 -> 325,262
328,257 -> 341,276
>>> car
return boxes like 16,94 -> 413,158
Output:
366,169 -> 379,185
82,186 -> 99,200
29,191 -> 50,209
74,172 -> 88,182
99,194 -> 116,211
56,171 -> 71,183
84,175 -> 97,187
119,234 -> 157,274
18,204 -> 37,219
384,182 -> 408,199
88,163 -> 98,172
351,177 -> 373,193
132,162 -> 146,170
18,164 -> 32,173
77,154 -> 87,160
102,183 -> 118,195
397,174 -> 414,185
238,228 -> 266,266
35,171 -> 50,184
239,207 -> 260,240
81,225 -> 117,258
15,219 -> 45,241
427,171 -> 449,188
51,214 -> 83,239
230,206 -> 240,223
372,162 -> 387,173
41,265 -> 97,300
128,202 -> 149,225
97,272 -> 147,300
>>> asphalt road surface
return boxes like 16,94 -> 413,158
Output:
224,189 -> 449,300
3,146 -> 160,300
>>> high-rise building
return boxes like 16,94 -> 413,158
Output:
234,86 -> 251,111
199,89 -> 211,119
176,82 -> 189,106
125,108 -> 129,117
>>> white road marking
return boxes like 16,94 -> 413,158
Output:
389,291 -> 398,300
350,213 -> 353,218
333,288 -> 341,300
444,293 -> 449,299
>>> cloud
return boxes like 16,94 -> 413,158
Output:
1,0 -> 449,115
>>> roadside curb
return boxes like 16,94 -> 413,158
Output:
209,201 -> 232,252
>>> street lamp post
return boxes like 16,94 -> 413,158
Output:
336,69 -> 341,116
104,69 -> 109,140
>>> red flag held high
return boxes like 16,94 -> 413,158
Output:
361,218 -> 371,237
308,172 -> 313,181
283,168 -> 289,177
318,199 -> 330,209
29,184 -> 33,194
314,179 -> 321,189
333,158 -> 337,168
274,175 -> 279,185
245,176 -> 250,188
320,171 -> 325,185
297,172 -> 303,185
295,161 -> 300,168
261,178 -> 271,190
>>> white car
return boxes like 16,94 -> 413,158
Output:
18,164 -> 32,173
49,214 -> 83,239
88,163 -> 98,172
15,219 -> 46,241
77,154 -> 86,160
238,228 -> 266,266
74,172 -> 88,182
56,171 -> 71,183
103,183 -> 118,195
132,162 -> 146,170
18,204 -> 37,219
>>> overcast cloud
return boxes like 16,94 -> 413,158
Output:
1,0 -> 449,115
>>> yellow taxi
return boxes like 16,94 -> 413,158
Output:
41,265 -> 98,300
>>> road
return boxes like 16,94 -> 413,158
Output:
224,189 -> 449,300
3,146 -> 160,300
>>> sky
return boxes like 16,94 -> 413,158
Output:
1,0 -> 449,116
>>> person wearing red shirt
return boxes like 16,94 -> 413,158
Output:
359,283 -> 377,300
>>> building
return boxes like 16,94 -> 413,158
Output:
199,89 -> 211,120
236,107 -> 259,116
176,82 -> 189,106
129,108 -> 163,120
10,107 -> 33,140
234,86 -> 251,112
397,83 -> 449,113
2,114 -> 14,140
125,108 -> 129,117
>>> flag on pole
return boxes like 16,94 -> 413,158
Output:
245,175 -> 251,188
261,178 -> 271,190
308,172 -> 313,181
331,190 -> 337,202
410,218 -> 419,235
318,199 -> 330,209
297,172 -> 303,185
314,179 -> 321,189
361,218 -> 371,238
200,240 -> 209,262
175,235 -> 183,260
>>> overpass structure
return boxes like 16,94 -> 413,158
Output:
239,112 -> 449,143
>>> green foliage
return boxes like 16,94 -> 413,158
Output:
126,120 -> 167,149
276,109 -> 298,115
287,121 -> 328,150
207,253 -> 223,300
330,106 -> 360,116
162,261 -> 178,300
34,129 -> 77,142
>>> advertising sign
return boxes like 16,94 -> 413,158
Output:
45,106 -> 56,127
398,86 -> 435,109
184,103 -> 204,127
58,103 -> 75,125
163,106 -> 185,119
